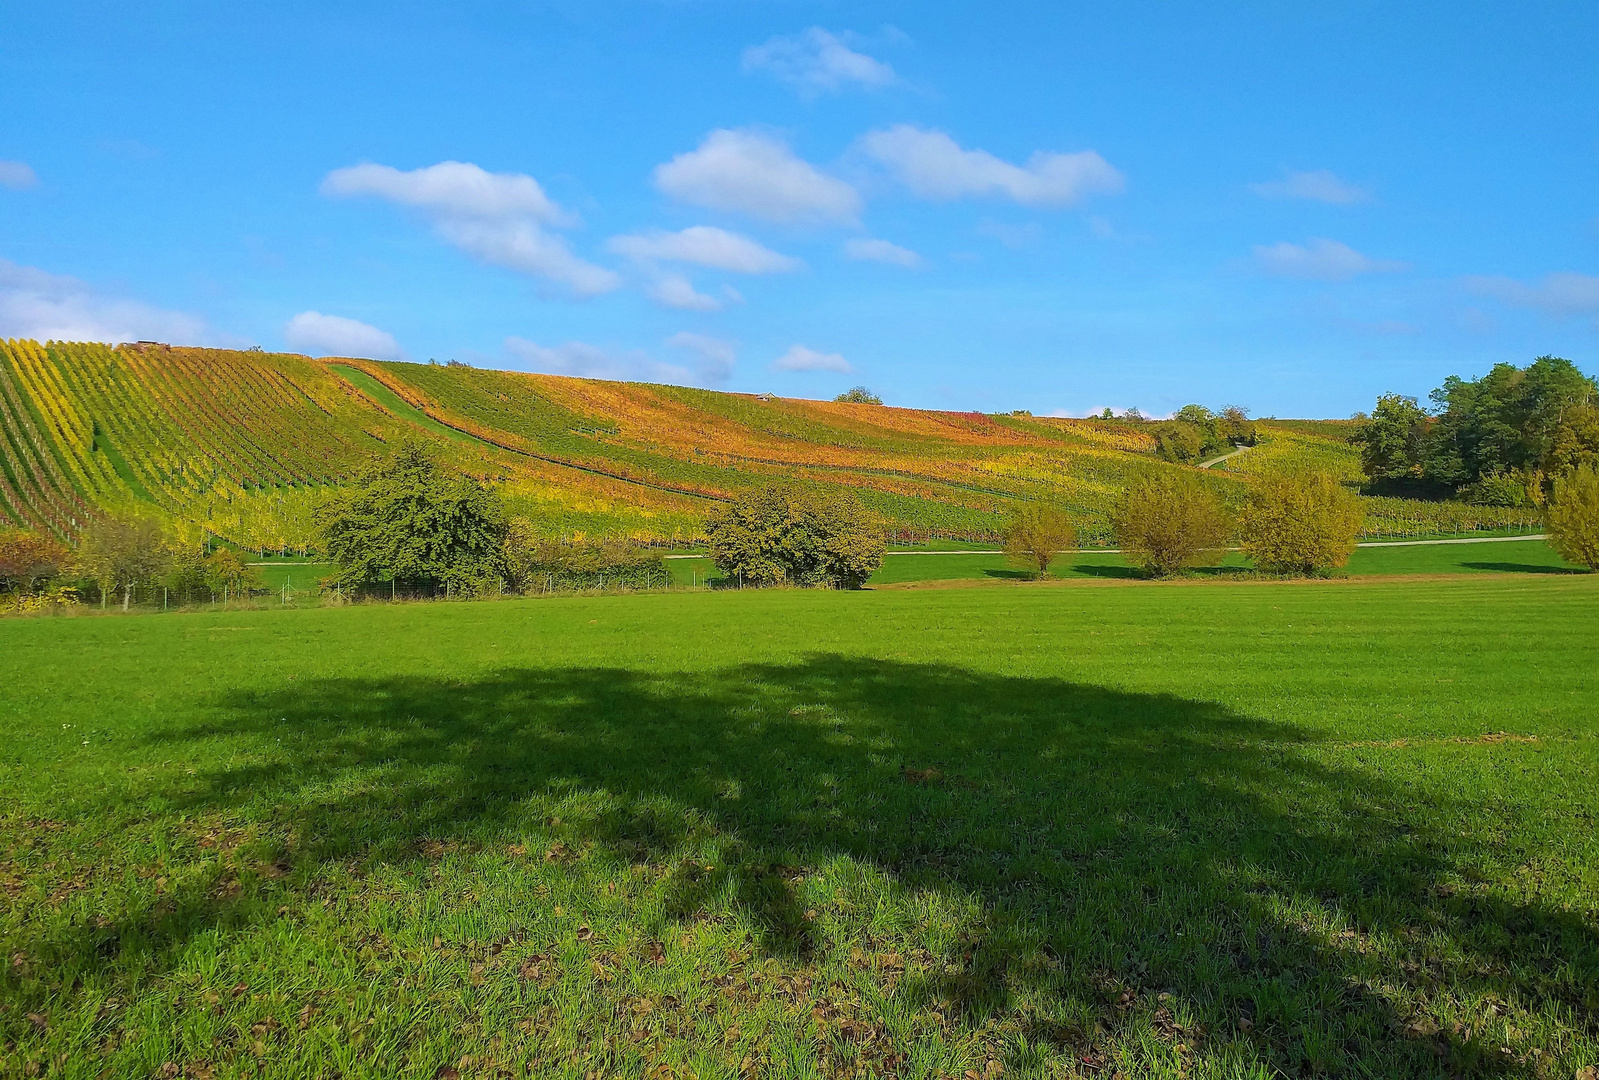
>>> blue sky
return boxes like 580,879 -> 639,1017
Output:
2,2 -> 1596,417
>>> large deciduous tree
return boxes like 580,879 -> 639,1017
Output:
705,485 -> 884,589
1239,471 -> 1364,575
1112,472 -> 1231,577
320,442 -> 508,591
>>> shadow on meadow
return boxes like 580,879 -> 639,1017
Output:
19,656 -> 1598,1075
1460,561 -> 1589,575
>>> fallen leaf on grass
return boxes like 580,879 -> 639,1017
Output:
575,924 -> 594,942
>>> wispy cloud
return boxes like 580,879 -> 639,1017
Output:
321,161 -> 619,297
772,344 -> 852,374
654,129 -> 861,225
741,28 -> 897,97
0,161 -> 38,190
667,331 -> 737,383
1253,238 -> 1408,281
857,125 -> 1123,206
284,311 -> 404,359
504,336 -> 693,385
609,226 -> 800,273
843,237 -> 922,267
645,274 -> 723,312
1249,168 -> 1369,204
0,258 -> 207,344
1463,271 -> 1599,324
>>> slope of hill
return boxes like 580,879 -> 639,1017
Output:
0,340 -> 1538,549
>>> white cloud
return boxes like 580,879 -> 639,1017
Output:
504,336 -> 695,385
741,28 -> 897,96
1252,238 -> 1408,281
1463,271 -> 1599,322
609,226 -> 800,273
0,258 -> 207,343
843,237 -> 922,267
646,274 -> 723,311
283,311 -> 404,360
0,161 -> 38,190
321,161 -> 573,225
667,331 -> 737,383
653,129 -> 861,225
857,125 -> 1123,206
1249,168 -> 1369,205
772,344 -> 852,374
975,219 -> 1042,248
321,160 -> 619,297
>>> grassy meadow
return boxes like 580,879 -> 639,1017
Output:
3,570 -> 1597,1078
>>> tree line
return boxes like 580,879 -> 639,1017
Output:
6,421 -> 1596,613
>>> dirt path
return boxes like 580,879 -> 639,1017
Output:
1198,444 -> 1254,469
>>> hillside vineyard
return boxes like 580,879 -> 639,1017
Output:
0,340 -> 1534,549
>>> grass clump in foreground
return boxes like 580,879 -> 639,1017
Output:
2,576 -> 1597,1078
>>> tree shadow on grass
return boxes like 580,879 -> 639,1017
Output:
17,657 -> 1599,1076
1461,561 -> 1589,575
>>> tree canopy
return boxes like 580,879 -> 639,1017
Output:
1357,356 -> 1598,497
705,485 -> 885,589
320,442 -> 508,589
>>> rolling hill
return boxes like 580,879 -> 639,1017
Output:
0,340 -> 1535,550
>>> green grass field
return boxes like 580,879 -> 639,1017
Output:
3,571 -> 1597,1078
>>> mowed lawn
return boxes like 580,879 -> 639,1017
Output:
2,575 -> 1597,1079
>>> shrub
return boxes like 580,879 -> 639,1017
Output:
834,386 -> 883,405
1112,473 -> 1230,577
504,519 -> 668,591
1239,471 -> 1364,575
1003,504 -> 1076,578
1459,469 -> 1536,508
1546,463 -> 1599,570
0,530 -> 68,594
320,441 -> 507,591
705,485 -> 885,589
203,548 -> 268,597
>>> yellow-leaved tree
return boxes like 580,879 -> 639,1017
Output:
1546,462 -> 1599,570
1239,471 -> 1364,575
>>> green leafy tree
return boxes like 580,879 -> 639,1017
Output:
1543,403 -> 1599,478
1354,394 -> 1431,485
1546,463 -> 1599,570
73,515 -> 171,609
1112,473 -> 1231,577
705,485 -> 885,589
1003,504 -> 1076,579
834,386 -> 884,405
1218,405 -> 1257,447
1424,356 -> 1596,486
320,442 -> 508,591
1151,405 -> 1227,464
1239,471 -> 1364,575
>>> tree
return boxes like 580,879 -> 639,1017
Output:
705,485 -> 885,589
1151,405 -> 1227,464
0,530 -> 68,594
1546,463 -> 1599,570
320,441 -> 508,591
1111,473 -> 1231,577
1218,405 -> 1257,447
1238,471 -> 1364,575
1353,394 -> 1430,485
1423,356 -> 1596,486
834,386 -> 883,405
1003,504 -> 1075,579
74,515 -> 171,609
203,548 -> 267,598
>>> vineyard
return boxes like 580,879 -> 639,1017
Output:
0,340 -> 1539,550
